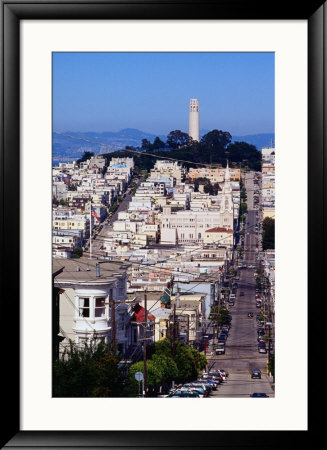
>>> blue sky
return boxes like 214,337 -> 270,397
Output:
53,52 -> 274,137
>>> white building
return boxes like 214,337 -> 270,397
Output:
53,258 -> 131,354
262,147 -> 275,164
160,163 -> 234,244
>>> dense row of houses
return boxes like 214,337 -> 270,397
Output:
261,147 -> 275,219
53,155 -> 240,362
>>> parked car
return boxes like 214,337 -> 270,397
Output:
198,379 -> 218,390
169,389 -> 200,398
182,385 -> 205,397
250,393 -> 269,398
258,343 -> 267,353
251,369 -> 262,379
216,369 -> 228,378
218,334 -> 227,342
209,371 -> 225,381
189,383 -> 210,396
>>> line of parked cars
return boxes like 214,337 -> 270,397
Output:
215,322 -> 231,355
165,370 -> 229,398
257,326 -> 267,353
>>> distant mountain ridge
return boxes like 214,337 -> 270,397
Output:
232,133 -> 275,150
200,129 -> 274,150
52,128 -> 275,162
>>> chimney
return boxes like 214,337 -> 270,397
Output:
96,262 -> 100,277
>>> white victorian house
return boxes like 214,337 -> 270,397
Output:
53,257 -> 131,354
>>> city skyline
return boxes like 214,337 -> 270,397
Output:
53,52 -> 274,137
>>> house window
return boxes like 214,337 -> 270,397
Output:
95,297 -> 106,317
79,298 -> 90,317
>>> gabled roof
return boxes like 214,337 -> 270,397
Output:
132,303 -> 155,322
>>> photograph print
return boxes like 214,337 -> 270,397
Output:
52,52 -> 275,399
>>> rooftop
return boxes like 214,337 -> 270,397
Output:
205,227 -> 233,233
53,257 -> 130,285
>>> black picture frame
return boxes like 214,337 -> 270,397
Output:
0,1 -> 325,448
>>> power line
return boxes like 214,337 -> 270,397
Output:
53,131 -> 222,168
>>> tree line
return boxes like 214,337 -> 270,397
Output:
53,338 -> 207,397
100,128 -> 262,172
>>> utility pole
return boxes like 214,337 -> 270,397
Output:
143,290 -> 147,397
267,280 -> 271,362
89,200 -> 92,259
172,303 -> 176,360
110,288 -> 116,352
217,293 -> 221,341
187,314 -> 190,345
203,320 -> 207,357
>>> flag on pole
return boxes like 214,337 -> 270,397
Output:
91,206 -> 100,221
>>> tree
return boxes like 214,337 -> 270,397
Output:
240,187 -> 247,201
262,217 -> 275,250
126,360 -> 164,396
147,338 -> 206,384
190,347 -> 207,372
240,202 -> 248,215
194,177 -> 212,193
226,141 -> 261,171
151,353 -> 178,383
219,306 -> 230,326
77,151 -> 95,166
166,130 -> 191,149
152,136 -> 166,150
141,139 -> 151,151
174,341 -> 198,382
201,129 -> 232,150
72,247 -> 83,258
268,353 -> 275,377
53,340 -> 126,397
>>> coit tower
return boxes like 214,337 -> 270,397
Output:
189,98 -> 199,142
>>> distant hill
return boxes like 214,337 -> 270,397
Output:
200,129 -> 274,150
52,128 -> 275,163
232,133 -> 275,150
52,128 -> 167,162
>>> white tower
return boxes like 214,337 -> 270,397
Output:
189,98 -> 199,142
